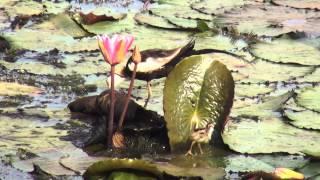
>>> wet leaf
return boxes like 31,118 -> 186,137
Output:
284,108 -> 320,130
272,0 -> 320,10
163,55 -> 234,150
222,117 -> 320,155
191,0 -> 250,15
134,13 -> 178,29
237,60 -> 313,83
235,84 -> 275,97
251,38 -> 320,66
232,91 -> 294,118
0,82 -> 41,96
296,86 -> 320,112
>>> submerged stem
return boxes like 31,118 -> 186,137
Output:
118,63 -> 138,130
107,65 -> 116,148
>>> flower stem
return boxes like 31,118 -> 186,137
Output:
118,63 -> 138,130
107,65 -> 116,148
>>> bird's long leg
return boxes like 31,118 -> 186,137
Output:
198,143 -> 203,154
185,141 -> 196,156
144,81 -> 152,108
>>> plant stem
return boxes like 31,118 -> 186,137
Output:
118,63 -> 138,130
107,65 -> 115,148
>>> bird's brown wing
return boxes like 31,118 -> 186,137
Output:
128,48 -> 181,73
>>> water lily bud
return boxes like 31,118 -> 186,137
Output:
132,46 -> 141,64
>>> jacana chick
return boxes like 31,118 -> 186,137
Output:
185,123 -> 215,156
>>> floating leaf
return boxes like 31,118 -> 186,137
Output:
251,38 -> 320,66
134,13 -> 178,29
191,0 -> 249,15
235,84 -> 275,97
284,108 -> 320,130
232,91 -> 294,118
272,0 -> 320,10
163,55 -> 234,150
299,162 -> 320,178
223,117 -> 320,155
0,82 -> 41,96
237,60 -> 313,83
296,86 -> 320,112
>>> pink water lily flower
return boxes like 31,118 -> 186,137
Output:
98,34 -> 134,65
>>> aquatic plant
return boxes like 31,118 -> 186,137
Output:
97,34 -> 134,147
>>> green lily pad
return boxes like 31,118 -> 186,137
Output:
225,155 -> 275,173
232,91 -> 294,118
163,55 -> 234,151
0,82 -> 41,96
216,3 -> 320,37
237,60 -> 313,83
284,103 -> 320,130
166,17 -> 198,29
296,68 -> 320,83
235,84 -> 275,97
223,117 -> 320,155
5,0 -> 44,16
191,0 -> 249,15
272,0 -> 320,10
251,38 -> 320,66
134,13 -> 178,30
150,5 -> 212,21
299,162 -> 320,178
296,86 -> 320,113
43,1 -> 70,14
0,54 -> 108,76
4,29 -> 97,52
84,159 -> 161,179
50,13 -> 91,38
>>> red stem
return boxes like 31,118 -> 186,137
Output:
107,65 -> 115,148
118,63 -> 138,130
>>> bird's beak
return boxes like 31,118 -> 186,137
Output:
106,73 -> 126,89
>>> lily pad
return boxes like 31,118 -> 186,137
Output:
284,99 -> 320,130
299,162 -> 320,178
134,13 -> 178,30
0,82 -> 41,96
75,13 -> 136,35
164,55 -> 234,151
216,3 -> 320,37
232,91 -> 294,119
83,159 -> 161,179
150,4 -> 212,21
272,0 -> 320,10
4,29 -> 97,52
223,117 -> 320,155
191,0 -> 249,15
237,60 -> 313,83
296,86 -> 320,113
251,38 -> 320,66
235,84 -> 275,97
296,68 -> 320,83
5,0 -> 44,17
50,13 -> 91,38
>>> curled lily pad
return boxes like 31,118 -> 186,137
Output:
296,86 -> 320,113
251,38 -> 320,66
5,0 -> 44,16
163,55 -> 234,151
